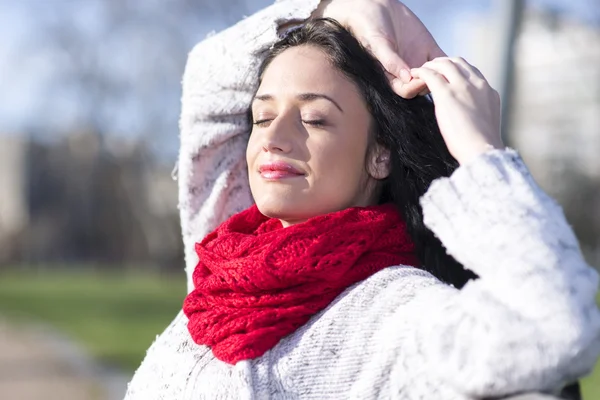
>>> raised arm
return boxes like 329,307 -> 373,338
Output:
410,149 -> 600,397
178,0 -> 322,291
403,58 -> 600,396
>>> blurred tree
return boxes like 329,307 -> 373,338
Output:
25,0 -> 247,156
553,161 -> 600,268
21,131 -> 185,272
11,0 -> 252,271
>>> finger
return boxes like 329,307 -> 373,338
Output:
366,35 -> 410,79
386,72 -> 410,97
391,78 -> 428,99
410,67 -> 451,96
450,57 -> 487,81
423,58 -> 466,84
418,86 -> 431,97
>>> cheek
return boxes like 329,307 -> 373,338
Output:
307,129 -> 369,192
246,137 -> 260,191
246,131 -> 264,173
246,132 -> 257,162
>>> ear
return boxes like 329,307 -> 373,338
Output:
367,145 -> 391,180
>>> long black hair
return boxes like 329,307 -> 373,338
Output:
252,18 -> 477,289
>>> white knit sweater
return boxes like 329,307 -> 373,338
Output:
124,1 -> 600,399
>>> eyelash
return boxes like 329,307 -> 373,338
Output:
252,119 -> 326,127
304,119 -> 326,127
253,119 -> 271,127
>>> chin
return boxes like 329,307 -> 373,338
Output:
255,199 -> 304,221
256,197 -> 347,226
251,186 -> 347,223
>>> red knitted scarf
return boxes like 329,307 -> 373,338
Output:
183,203 -> 418,364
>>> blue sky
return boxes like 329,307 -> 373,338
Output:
0,0 -> 597,146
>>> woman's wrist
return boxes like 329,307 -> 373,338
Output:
312,0 -> 333,19
277,0 -> 329,35
455,140 -> 505,166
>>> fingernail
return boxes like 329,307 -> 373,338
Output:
400,69 -> 411,83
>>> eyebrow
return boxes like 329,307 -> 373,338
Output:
253,93 -> 344,113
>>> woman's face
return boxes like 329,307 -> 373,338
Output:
247,45 -> 388,226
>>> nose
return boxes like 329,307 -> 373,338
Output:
260,115 -> 295,154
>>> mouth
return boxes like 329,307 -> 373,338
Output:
258,161 -> 305,180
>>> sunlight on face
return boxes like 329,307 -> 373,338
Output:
246,45 -> 376,226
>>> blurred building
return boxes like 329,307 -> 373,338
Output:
0,131 -> 183,271
0,135 -> 28,264
467,7 -> 600,266
511,9 -> 600,182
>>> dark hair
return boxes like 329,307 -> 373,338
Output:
252,19 -> 477,288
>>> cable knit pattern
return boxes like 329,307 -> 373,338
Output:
124,1 -> 600,399
183,203 -> 417,364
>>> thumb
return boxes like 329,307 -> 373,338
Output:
428,43 -> 447,61
367,35 -> 410,80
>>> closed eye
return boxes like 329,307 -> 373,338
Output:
303,119 -> 326,127
253,119 -> 273,128
254,119 -> 326,128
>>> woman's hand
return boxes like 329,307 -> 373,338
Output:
410,57 -> 505,165
313,0 -> 444,99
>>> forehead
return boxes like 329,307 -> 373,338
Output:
259,45 -> 357,97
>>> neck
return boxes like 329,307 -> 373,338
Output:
279,218 -> 308,228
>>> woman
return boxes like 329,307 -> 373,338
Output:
125,0 -> 600,399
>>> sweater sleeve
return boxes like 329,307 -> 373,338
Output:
412,148 -> 600,397
178,0 -> 322,292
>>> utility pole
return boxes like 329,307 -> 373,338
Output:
497,0 -> 525,147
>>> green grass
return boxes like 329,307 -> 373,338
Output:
0,270 -> 185,371
582,363 -> 600,400
0,270 -> 598,399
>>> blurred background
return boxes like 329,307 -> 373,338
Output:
0,0 -> 598,399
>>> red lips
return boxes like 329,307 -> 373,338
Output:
258,161 -> 305,180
